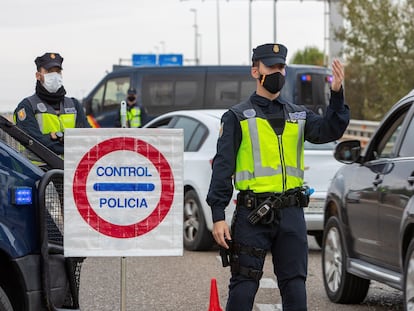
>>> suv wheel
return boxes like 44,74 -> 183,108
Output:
404,239 -> 414,310
0,285 -> 13,311
183,190 -> 214,251
322,216 -> 370,303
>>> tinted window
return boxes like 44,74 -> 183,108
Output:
171,117 -> 206,152
91,84 -> 105,114
206,72 -> 255,108
148,81 -> 173,107
241,80 -> 256,99
175,81 -> 198,107
142,72 -> 204,114
376,111 -> 407,158
187,124 -> 207,152
399,110 -> 414,157
103,76 -> 130,111
214,81 -> 238,107
297,73 -> 332,115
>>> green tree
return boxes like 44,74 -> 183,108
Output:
336,0 -> 414,120
290,46 -> 325,66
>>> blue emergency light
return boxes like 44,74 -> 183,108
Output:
11,187 -> 33,205
301,74 -> 312,82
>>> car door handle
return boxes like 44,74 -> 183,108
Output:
408,175 -> 414,185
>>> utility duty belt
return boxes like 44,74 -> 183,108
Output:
237,187 -> 311,225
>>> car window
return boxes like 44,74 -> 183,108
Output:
399,112 -> 414,157
171,117 -> 206,152
375,110 -> 407,159
187,125 -> 207,151
146,116 -> 174,128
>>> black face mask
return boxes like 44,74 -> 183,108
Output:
258,72 -> 285,94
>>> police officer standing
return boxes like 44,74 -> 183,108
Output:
115,87 -> 148,128
206,43 -> 349,311
14,52 -> 90,156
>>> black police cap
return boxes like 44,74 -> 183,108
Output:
127,87 -> 137,95
252,43 -> 288,66
35,52 -> 63,70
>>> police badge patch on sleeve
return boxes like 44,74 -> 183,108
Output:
17,108 -> 26,121
288,111 -> 307,120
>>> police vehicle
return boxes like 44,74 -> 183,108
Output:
83,64 -> 332,128
0,115 -> 82,311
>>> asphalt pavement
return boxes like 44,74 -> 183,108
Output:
79,237 -> 403,311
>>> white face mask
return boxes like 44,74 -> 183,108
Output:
42,72 -> 63,93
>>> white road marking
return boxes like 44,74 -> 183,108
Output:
260,278 -> 278,288
256,303 -> 282,311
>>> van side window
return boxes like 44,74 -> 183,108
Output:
206,73 -> 256,108
241,81 -> 256,99
142,73 -> 204,114
148,81 -> 173,107
175,81 -> 198,107
91,85 -> 104,114
297,73 -> 332,115
103,77 -> 130,111
216,81 -> 238,106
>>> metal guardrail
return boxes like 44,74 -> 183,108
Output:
342,119 -> 380,146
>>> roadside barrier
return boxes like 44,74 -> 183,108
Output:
341,119 -> 379,147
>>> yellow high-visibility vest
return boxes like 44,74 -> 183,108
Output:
125,106 -> 142,128
232,101 -> 306,193
27,95 -> 77,134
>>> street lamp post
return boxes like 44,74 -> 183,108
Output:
190,8 -> 199,65
216,0 -> 221,65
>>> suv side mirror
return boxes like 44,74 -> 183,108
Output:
334,140 -> 361,164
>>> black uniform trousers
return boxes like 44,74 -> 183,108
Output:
226,202 -> 308,311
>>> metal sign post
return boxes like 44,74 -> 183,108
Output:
120,257 -> 127,311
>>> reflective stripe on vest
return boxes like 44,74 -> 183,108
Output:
234,116 -> 305,193
28,95 -> 76,134
126,107 -> 142,128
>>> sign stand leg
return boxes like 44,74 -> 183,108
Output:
120,257 -> 127,311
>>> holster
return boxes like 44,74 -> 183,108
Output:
219,239 -> 235,267
242,187 -> 311,225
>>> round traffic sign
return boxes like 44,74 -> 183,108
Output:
72,137 -> 174,238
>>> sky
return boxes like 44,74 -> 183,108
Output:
0,0 -> 327,113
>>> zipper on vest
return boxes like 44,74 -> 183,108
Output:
277,134 -> 287,192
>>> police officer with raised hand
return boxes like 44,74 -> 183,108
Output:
14,52 -> 90,156
206,43 -> 349,311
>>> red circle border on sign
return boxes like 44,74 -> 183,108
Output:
72,137 -> 174,238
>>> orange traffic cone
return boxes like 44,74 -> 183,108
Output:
208,278 -> 223,311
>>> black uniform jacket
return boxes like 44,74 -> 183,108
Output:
206,88 -> 350,222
